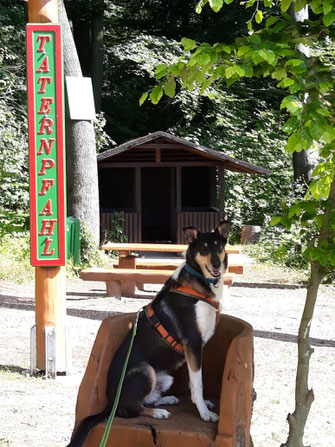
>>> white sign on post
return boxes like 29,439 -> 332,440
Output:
65,76 -> 96,121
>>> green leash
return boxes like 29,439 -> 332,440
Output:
99,309 -> 141,447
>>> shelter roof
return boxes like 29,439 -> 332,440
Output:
97,131 -> 270,175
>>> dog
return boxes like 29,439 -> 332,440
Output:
67,220 -> 229,446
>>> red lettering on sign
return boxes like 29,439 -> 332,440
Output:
36,35 -> 51,52
38,97 -> 54,115
39,219 -> 57,236
37,76 -> 52,94
37,117 -> 54,135
37,138 -> 55,156
36,56 -> 50,73
39,199 -> 53,216
41,237 -> 55,256
38,159 -> 55,175
39,179 -> 55,196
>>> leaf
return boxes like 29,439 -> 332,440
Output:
288,203 -> 301,218
252,51 -> 264,65
181,38 -> 197,51
294,0 -> 306,12
196,52 -> 211,66
258,49 -> 277,65
285,59 -> 304,67
209,0 -> 224,12
164,78 -> 176,98
316,107 -> 331,117
330,249 -> 335,266
281,216 -> 291,229
224,0 -> 234,4
286,133 -> 302,153
139,92 -> 148,106
237,46 -> 250,57
281,0 -> 292,13
155,64 -> 167,80
323,2 -> 333,14
255,10 -> 263,24
309,122 -> 323,141
225,66 -> 235,79
272,68 -> 287,80
266,16 -> 278,28
270,216 -> 281,226
323,11 -> 335,26
150,85 -> 163,105
310,247 -> 321,261
280,96 -> 303,115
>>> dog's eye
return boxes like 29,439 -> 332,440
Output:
199,244 -> 208,255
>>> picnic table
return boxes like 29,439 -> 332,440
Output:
100,242 -> 240,269
80,242 -> 243,298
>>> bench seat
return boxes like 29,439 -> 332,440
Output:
134,260 -> 244,275
80,268 -> 235,298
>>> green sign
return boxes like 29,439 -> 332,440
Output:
26,24 -> 66,266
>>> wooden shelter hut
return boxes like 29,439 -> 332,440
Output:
98,131 -> 270,243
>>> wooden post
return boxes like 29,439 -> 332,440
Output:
218,165 -> 226,219
28,0 -> 68,372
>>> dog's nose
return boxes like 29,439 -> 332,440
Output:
212,261 -> 220,270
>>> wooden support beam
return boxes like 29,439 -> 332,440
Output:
218,166 -> 225,217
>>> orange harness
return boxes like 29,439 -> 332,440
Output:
145,285 -> 220,356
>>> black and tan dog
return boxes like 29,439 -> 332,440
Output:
67,220 -> 229,446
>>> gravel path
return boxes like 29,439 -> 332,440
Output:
0,256 -> 334,447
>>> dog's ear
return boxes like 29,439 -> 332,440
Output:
183,226 -> 199,244
215,220 -> 230,240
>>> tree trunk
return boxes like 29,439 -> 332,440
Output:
289,4 -> 315,186
58,0 -> 100,244
282,177 -> 335,447
90,2 -> 104,112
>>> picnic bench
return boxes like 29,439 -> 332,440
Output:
81,267 -> 235,298
80,243 -> 243,298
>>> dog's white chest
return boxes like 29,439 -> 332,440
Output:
195,301 -> 217,344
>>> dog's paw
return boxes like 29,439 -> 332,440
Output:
156,395 -> 180,406
152,408 -> 171,419
204,399 -> 215,410
200,409 -> 219,422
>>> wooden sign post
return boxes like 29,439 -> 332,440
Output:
27,0 -> 69,375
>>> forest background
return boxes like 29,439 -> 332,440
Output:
0,0 -> 303,270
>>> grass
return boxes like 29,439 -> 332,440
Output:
0,232 -> 34,283
0,231 -> 112,283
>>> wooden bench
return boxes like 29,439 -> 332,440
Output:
135,259 -> 244,275
80,267 -> 235,299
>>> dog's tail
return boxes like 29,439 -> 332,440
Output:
66,406 -> 111,447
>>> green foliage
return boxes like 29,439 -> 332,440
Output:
102,212 -> 127,244
149,0 -> 335,277
0,233 -> 34,283
0,3 -> 29,235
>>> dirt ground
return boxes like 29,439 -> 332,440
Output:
0,255 -> 334,447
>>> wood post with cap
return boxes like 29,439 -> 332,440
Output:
28,0 -> 68,374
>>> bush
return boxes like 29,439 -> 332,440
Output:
0,232 -> 34,283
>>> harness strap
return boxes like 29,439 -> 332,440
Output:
172,285 -> 220,329
145,304 -> 184,355
171,285 -> 219,310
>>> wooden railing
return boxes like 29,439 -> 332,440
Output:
100,212 -> 140,243
101,210 -> 223,243
177,211 -> 224,243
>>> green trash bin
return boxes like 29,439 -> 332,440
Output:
66,217 -> 80,265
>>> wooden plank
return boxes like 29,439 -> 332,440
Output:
101,242 -> 240,254
81,268 -> 235,286
135,259 -> 244,274
99,161 -> 223,168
